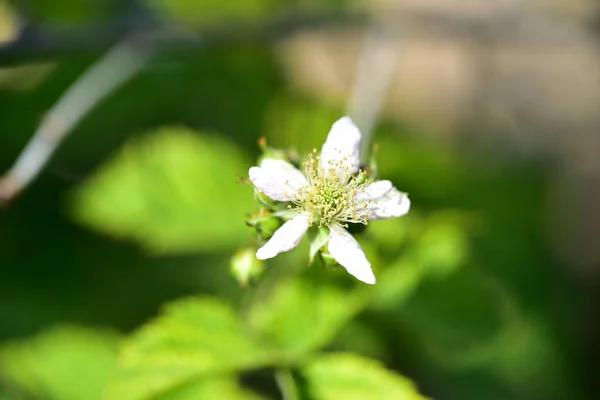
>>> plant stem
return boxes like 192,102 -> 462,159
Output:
275,368 -> 299,400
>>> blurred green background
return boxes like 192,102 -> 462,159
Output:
0,0 -> 595,399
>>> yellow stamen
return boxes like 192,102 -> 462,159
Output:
290,152 -> 372,228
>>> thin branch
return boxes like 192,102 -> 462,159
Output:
0,36 -> 152,203
0,10 -> 361,203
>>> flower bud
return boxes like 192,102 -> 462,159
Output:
230,247 -> 265,287
245,208 -> 283,240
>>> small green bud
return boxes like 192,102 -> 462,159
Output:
245,209 -> 283,240
230,247 -> 265,287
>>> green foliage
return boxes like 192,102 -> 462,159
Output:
146,0 -> 358,29
106,297 -> 271,400
247,278 -> 363,360
147,0 -> 285,28
71,127 -> 254,255
12,0 -> 122,28
303,353 -> 429,400
0,326 -> 119,400
154,377 -> 266,400
0,0 -> 17,42
371,211 -> 470,309
413,212 -> 469,279
0,8 -> 587,397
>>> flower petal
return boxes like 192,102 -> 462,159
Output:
367,187 -> 410,220
256,214 -> 310,260
249,159 -> 307,202
319,116 -> 362,178
328,224 -> 376,284
356,180 -> 393,201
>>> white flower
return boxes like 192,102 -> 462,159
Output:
248,116 -> 410,284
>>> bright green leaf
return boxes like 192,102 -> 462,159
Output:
106,297 -> 272,400
154,376 -> 266,400
72,127 -> 254,255
0,326 -> 119,400
303,353 -> 429,400
247,279 -> 363,360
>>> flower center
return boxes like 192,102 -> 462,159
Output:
292,151 -> 371,228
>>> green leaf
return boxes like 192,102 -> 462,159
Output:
303,353 -> 429,400
247,279 -> 362,360
154,377 -> 266,400
107,297 -> 272,400
0,326 -> 119,400
71,127 -> 254,255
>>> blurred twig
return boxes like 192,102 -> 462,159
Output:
348,12 -> 401,163
0,36 -> 152,203
0,10 -> 362,203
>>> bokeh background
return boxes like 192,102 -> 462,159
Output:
0,0 -> 598,399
